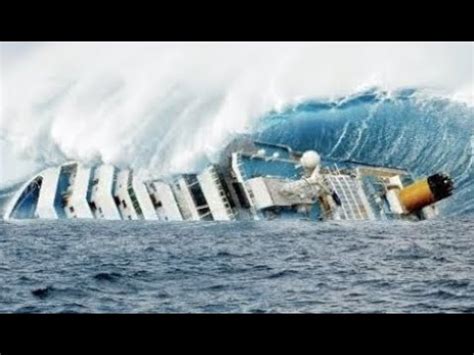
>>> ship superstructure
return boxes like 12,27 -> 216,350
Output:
4,137 -> 453,222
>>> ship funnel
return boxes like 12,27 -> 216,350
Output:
300,150 -> 320,177
398,173 -> 454,212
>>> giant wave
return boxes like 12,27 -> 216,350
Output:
1,88 -> 472,217
1,43 -> 472,217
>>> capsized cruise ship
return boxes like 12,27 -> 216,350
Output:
4,137 -> 454,221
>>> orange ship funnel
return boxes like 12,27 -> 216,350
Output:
399,173 -> 454,213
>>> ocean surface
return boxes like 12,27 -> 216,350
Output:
0,89 -> 472,313
1,218 -> 473,313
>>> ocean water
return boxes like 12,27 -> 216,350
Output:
0,218 -> 473,313
0,89 -> 472,313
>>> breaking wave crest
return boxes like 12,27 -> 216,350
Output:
1,43 -> 472,216
1,88 -> 472,217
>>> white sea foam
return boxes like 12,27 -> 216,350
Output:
1,42 -> 472,185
